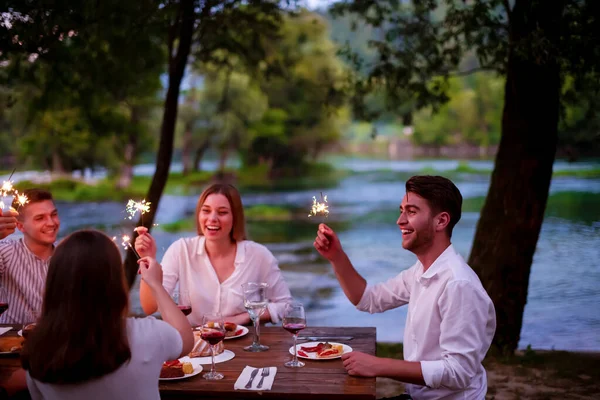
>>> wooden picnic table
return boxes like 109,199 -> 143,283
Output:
0,325 -> 376,399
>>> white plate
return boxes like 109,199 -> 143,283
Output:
17,330 -> 22,337
289,341 -> 353,360
189,349 -> 235,365
225,325 -> 249,340
159,356 -> 203,381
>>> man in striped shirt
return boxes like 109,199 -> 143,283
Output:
0,189 -> 60,324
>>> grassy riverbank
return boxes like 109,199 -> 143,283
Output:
376,343 -> 600,399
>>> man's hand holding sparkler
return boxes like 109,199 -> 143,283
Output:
0,209 -> 18,240
314,223 -> 345,263
134,226 -> 157,258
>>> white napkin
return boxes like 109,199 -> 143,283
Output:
234,366 -> 277,391
0,327 -> 11,336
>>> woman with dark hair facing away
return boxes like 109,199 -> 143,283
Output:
20,230 -> 194,400
135,183 -> 292,326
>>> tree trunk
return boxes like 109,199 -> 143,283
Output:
193,137 -> 211,172
124,0 -> 195,287
218,145 -> 230,174
181,123 -> 193,176
468,0 -> 565,355
51,148 -> 65,174
116,106 -> 140,189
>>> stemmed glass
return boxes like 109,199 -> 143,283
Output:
22,310 -> 39,339
283,302 -> 306,368
173,290 -> 192,316
242,282 -> 269,352
201,313 -> 225,380
0,287 -> 8,318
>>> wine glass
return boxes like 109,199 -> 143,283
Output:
174,290 -> 192,317
201,313 -> 226,380
242,282 -> 269,352
0,287 -> 8,318
283,302 -> 306,368
22,310 -> 40,339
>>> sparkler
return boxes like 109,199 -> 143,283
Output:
0,168 -> 22,211
308,192 -> 329,221
125,199 -> 151,223
121,234 -> 140,259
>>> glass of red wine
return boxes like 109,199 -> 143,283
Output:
174,290 -> 192,317
283,302 -> 306,368
0,287 -> 8,318
201,313 -> 225,380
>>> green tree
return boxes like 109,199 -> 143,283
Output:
331,0 -> 600,354
244,10 -> 350,176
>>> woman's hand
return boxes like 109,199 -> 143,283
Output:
134,227 -> 157,258
138,256 -> 163,290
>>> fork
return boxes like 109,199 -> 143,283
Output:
256,367 -> 270,389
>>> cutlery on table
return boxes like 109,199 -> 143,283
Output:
256,367 -> 270,389
297,336 -> 353,341
245,368 -> 259,389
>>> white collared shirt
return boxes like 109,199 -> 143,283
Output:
160,236 -> 292,326
357,245 -> 496,400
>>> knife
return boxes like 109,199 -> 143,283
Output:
297,336 -> 353,341
245,368 -> 259,389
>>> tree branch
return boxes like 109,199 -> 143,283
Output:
503,0 -> 512,24
448,66 -> 495,77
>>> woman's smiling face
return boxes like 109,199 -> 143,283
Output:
199,194 -> 234,242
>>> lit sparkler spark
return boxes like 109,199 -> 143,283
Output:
125,199 -> 151,220
0,180 -> 14,196
121,234 -> 140,259
14,191 -> 29,208
308,192 -> 329,219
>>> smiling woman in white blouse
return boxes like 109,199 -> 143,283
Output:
135,183 -> 293,326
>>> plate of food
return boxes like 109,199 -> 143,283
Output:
159,356 -> 203,381
0,336 -> 23,355
289,341 -> 352,360
187,331 -> 236,364
223,322 -> 248,340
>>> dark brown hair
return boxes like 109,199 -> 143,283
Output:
195,183 -> 246,242
21,230 -> 131,384
405,175 -> 463,237
12,188 -> 54,220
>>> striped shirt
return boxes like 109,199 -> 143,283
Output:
0,238 -> 50,324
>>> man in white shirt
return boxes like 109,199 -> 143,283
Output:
314,175 -> 496,400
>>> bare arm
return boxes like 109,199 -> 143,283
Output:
0,209 -> 18,240
138,257 -> 193,357
139,279 -> 159,315
314,224 -> 367,305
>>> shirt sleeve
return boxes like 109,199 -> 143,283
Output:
355,267 -> 413,313
160,240 -> 182,296
144,316 -> 183,362
420,280 -> 495,390
26,372 -> 43,400
264,252 -> 293,324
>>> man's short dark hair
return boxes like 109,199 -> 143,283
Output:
12,188 -> 54,219
405,175 -> 462,237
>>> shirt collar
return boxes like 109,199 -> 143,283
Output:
196,236 -> 245,264
19,238 -> 53,262
417,244 -> 456,282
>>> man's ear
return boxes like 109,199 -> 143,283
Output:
16,218 -> 25,233
435,212 -> 450,232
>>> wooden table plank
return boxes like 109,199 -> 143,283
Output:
159,326 -> 376,399
0,325 -> 376,399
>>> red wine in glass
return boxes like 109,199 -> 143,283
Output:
178,305 -> 192,316
0,303 -> 7,317
201,330 -> 225,345
283,319 -> 306,335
